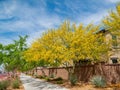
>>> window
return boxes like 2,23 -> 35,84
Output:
111,57 -> 118,64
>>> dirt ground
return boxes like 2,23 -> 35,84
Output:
49,80 -> 119,90
33,76 -> 120,90
70,85 -> 114,90
7,85 -> 24,90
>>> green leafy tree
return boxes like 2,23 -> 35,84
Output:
2,35 -> 28,74
0,44 -> 4,65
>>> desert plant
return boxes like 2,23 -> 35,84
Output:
56,80 -> 63,84
69,74 -> 77,86
36,75 -> 46,79
49,74 -> 55,78
12,79 -> 20,89
91,75 -> 106,88
39,75 -> 44,79
45,77 -> 51,81
0,80 -> 10,90
54,77 -> 63,81
35,75 -> 41,78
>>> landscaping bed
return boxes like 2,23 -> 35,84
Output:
34,74 -> 120,90
51,81 -> 120,90
0,77 -> 24,90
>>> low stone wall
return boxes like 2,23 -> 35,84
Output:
75,64 -> 120,83
36,67 -> 69,80
28,64 -> 120,84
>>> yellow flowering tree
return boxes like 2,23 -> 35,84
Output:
103,3 -> 120,58
24,21 -> 109,77
103,4 -> 120,36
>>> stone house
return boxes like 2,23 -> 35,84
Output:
99,29 -> 120,64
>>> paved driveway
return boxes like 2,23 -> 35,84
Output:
20,74 -> 69,90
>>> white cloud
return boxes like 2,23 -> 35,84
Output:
3,1 -> 17,15
26,30 -> 45,46
0,37 -> 13,45
106,0 -> 120,3
0,0 -> 63,45
77,10 -> 109,25
0,0 -> 117,46
38,15 -> 61,29
0,1 -> 17,19
26,15 -> 62,46
64,0 -> 84,16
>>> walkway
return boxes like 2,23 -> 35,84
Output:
20,74 -> 69,90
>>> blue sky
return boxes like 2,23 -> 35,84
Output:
0,0 -> 119,45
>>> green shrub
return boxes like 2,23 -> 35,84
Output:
38,75 -> 43,79
39,75 -> 47,79
69,74 -> 77,86
49,74 -> 55,78
54,77 -> 63,81
91,75 -> 106,88
56,80 -> 63,84
45,77 -> 51,81
0,80 -> 10,90
12,79 -> 20,89
35,75 -> 41,78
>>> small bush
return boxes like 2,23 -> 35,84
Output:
35,75 -> 41,78
49,74 -> 55,78
39,75 -> 47,79
56,80 -> 63,84
69,74 -> 77,86
12,79 -> 20,89
91,75 -> 106,88
54,77 -> 63,81
0,80 -> 10,90
45,77 -> 51,81
39,75 -> 43,79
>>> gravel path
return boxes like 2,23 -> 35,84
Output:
20,74 -> 69,90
